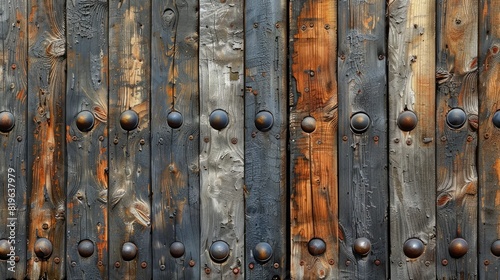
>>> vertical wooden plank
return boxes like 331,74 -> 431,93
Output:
289,0 -> 338,279
478,0 -> 500,278
27,0 -> 66,279
151,0 -> 200,278
435,0 -> 478,278
108,0 -> 151,279
0,0 -> 28,278
337,0 -> 387,278
388,1 -> 436,279
199,0 -> 245,278
66,1 -> 108,278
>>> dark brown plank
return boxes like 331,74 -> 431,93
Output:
151,0 -> 200,278
0,0 -> 28,278
337,0 -> 388,278
108,0 -> 152,278
199,0 -> 245,278
66,1 -> 108,278
388,1 -> 437,279
436,0 -> 478,278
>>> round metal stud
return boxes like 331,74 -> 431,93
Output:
75,110 -> 95,132
255,111 -> 274,132
491,240 -> 500,256
493,111 -> 500,129
350,112 -> 370,134
167,111 -> 183,129
353,237 -> 371,256
77,239 -> 94,258
120,110 -> 139,131
0,111 -> 15,133
169,241 -> 185,258
301,116 -> 316,133
209,241 -> 230,263
121,242 -> 138,261
253,242 -> 273,263
403,238 -> 425,258
34,238 -> 53,259
209,110 -> 229,130
446,108 -> 466,129
448,238 -> 468,258
397,111 -> 418,132
0,239 -> 10,260
307,238 -> 326,256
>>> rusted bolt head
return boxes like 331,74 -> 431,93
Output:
75,110 -> 95,132
0,239 -> 10,260
78,239 -> 94,258
42,223 -> 49,230
273,262 -> 279,269
249,262 -> 254,269
189,260 -> 195,267
71,261 -> 77,267
120,110 -> 139,131
403,238 -> 425,258
11,64 -> 16,69
209,240 -> 230,263
121,242 -> 138,261
345,260 -> 351,266
209,109 -> 229,130
374,259 -> 381,266
141,261 -> 147,268
406,138 -> 413,145
485,260 -> 490,266
232,267 -> 240,274
0,111 -> 15,133
492,111 -> 500,128
448,238 -> 468,258
34,238 -> 53,259
167,111 -> 183,129
397,111 -> 418,132
328,259 -> 335,265
255,111 -> 274,132
114,261 -> 121,268
425,260 -> 431,266
301,116 -> 316,133
14,256 -> 19,262
307,238 -> 326,256
169,241 -> 185,258
353,237 -> 371,256
205,267 -> 211,274
231,137 -> 238,144
491,240 -> 500,256
300,260 -> 305,266
441,259 -> 448,266
253,242 -> 273,263
446,108 -> 466,129
342,135 -> 348,141
350,112 -> 370,134
54,257 -> 60,264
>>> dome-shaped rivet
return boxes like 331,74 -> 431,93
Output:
449,238 -> 468,258
353,237 -> 371,256
255,111 -> 274,132
209,110 -> 229,130
75,111 -> 95,132
34,238 -> 53,259
167,111 -> 183,129
397,111 -> 418,132
491,240 -> 500,256
403,238 -> 425,258
301,116 -> 316,133
307,238 -> 326,256
170,241 -> 185,258
493,111 -> 500,129
121,242 -> 138,261
0,111 -> 15,133
350,112 -> 370,134
77,239 -> 94,258
446,108 -> 466,129
209,240 -> 230,263
0,239 -> 10,260
253,242 -> 273,263
120,110 -> 139,131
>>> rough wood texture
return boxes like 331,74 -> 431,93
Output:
199,0 -> 244,278
289,1 -> 338,279
66,1 -> 108,279
26,0 -> 66,279
337,0 -> 388,278
388,1 -> 436,279
478,0 -> 500,278
436,0 -> 478,278
108,0 -> 151,279
0,0 -> 28,278
151,0 -> 200,278
245,0 -> 288,279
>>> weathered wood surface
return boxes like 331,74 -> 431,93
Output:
245,0 -> 287,279
27,0 -> 67,279
478,0 -> 500,278
337,0 -> 388,278
66,0 -> 108,279
151,0 -> 200,278
199,0 -> 245,278
436,0 -> 478,278
108,0 -> 151,279
0,0 -> 28,278
388,0 -> 436,279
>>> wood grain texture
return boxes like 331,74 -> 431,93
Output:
26,0 -> 66,279
289,0 -> 338,279
66,0 -> 108,279
108,0 -> 151,279
0,0 -> 28,278
478,0 -> 500,279
199,0 -> 244,278
245,0 -> 288,279
388,0 -> 436,279
151,0 -> 200,278
337,0 -> 388,278
436,0 -> 478,278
